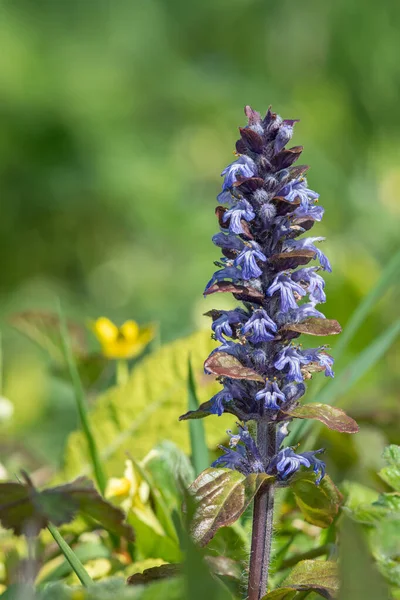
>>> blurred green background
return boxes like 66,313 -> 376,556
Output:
0,0 -> 399,473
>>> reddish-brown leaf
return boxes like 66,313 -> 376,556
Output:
284,403 -> 359,433
281,318 -> 342,338
204,352 -> 263,382
189,468 -> 273,546
233,176 -> 265,194
204,281 -> 264,302
269,250 -> 316,270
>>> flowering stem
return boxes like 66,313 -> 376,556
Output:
116,359 -> 129,386
248,421 -> 277,600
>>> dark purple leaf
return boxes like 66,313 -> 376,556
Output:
292,216 -> 315,231
269,250 -> 316,270
238,127 -> 264,153
244,105 -> 262,126
233,176 -> 265,194
271,146 -> 303,170
215,206 -> 228,228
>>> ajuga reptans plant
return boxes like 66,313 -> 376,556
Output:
180,106 -> 359,600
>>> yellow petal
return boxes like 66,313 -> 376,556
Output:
124,459 -> 139,497
105,476 -> 131,499
92,317 -> 119,344
137,324 -> 156,347
120,320 -> 140,343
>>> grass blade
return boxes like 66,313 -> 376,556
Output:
288,319 -> 400,448
58,305 -> 107,495
187,357 -> 209,475
334,248 -> 400,359
47,523 -> 93,587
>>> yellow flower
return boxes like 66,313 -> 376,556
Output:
91,317 -> 155,359
106,460 -> 164,537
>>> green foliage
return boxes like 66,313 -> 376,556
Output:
379,445 -> 400,491
61,331 -> 234,480
290,473 -> 342,529
187,358 -> 209,476
338,516 -> 388,600
188,468 -> 273,546
263,560 -> 339,599
344,445 -> 400,593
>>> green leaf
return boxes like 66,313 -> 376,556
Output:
203,555 -> 242,581
143,441 -> 194,513
373,517 -> 400,587
281,559 -> 339,599
61,331 -> 234,480
342,480 -> 379,512
188,468 -> 273,546
379,445 -> 400,491
0,475 -> 134,540
290,473 -> 343,528
262,589 -> 297,600
187,357 -> 209,475
0,584 -> 35,600
338,516 -> 388,600
47,522 -> 93,588
285,403 -> 358,433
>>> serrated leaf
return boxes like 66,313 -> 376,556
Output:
0,476 -> 134,540
188,468 -> 273,546
204,352 -> 263,382
282,559 -> 339,599
379,445 -> 400,491
373,517 -> 400,587
285,403 -> 359,433
281,318 -> 342,338
290,472 -> 342,528
61,331 -> 235,480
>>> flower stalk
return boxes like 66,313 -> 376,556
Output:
248,421 -> 276,600
180,104 -> 357,598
